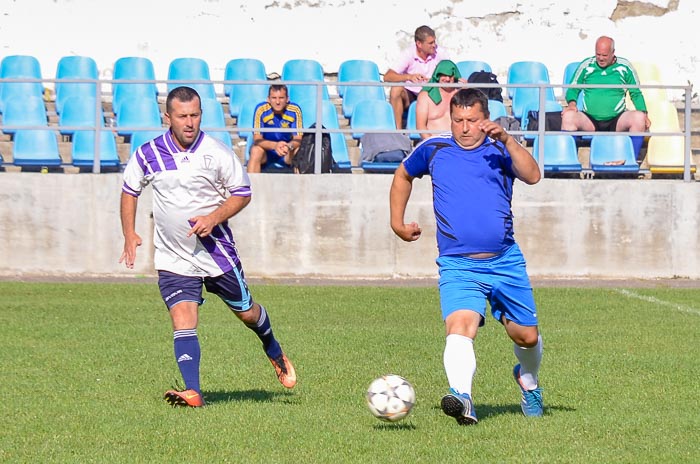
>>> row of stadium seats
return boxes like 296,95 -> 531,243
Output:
0,55 -> 691,176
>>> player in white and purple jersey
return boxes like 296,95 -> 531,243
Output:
390,88 -> 544,424
120,86 -> 297,407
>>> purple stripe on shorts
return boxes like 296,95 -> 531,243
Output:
188,220 -> 238,273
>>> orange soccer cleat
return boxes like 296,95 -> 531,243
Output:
163,389 -> 205,408
269,353 -> 297,389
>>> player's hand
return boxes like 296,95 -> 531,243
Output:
479,120 -> 508,144
393,222 -> 422,242
188,215 -> 217,238
409,73 -> 427,83
119,233 -> 142,269
276,141 -> 290,156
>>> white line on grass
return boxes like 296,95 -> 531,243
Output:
613,289 -> 700,316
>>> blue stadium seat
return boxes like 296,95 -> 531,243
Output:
115,96 -> 162,137
341,83 -> 386,119
59,96 -> 105,136
55,56 -> 99,115
12,129 -> 62,167
337,59 -> 381,97
235,99 -> 258,141
296,99 -> 338,129
350,100 -> 396,139
224,58 -> 268,118
405,100 -> 421,140
201,97 -> 231,147
589,135 -> 640,175
532,135 -> 582,175
456,60 -> 492,80
329,131 -> 351,170
507,61 -> 551,99
1,95 -> 47,135
281,59 -> 330,104
112,57 -> 158,115
520,100 -> 563,141
167,57 -> 216,100
0,55 -> 43,114
488,99 -> 508,121
510,82 -> 557,120
129,130 -> 164,156
71,130 -> 120,168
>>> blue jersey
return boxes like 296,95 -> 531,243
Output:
253,102 -> 303,143
402,134 -> 517,256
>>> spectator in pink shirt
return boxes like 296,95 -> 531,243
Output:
384,25 -> 450,129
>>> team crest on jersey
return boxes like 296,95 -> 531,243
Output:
203,155 -> 213,170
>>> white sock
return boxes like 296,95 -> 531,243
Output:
514,334 -> 543,390
443,334 -> 476,396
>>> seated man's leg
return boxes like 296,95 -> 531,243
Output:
247,145 -> 268,173
389,86 -> 409,129
561,109 -> 595,132
616,110 -> 647,162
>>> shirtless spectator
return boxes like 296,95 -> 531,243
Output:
415,60 -> 463,139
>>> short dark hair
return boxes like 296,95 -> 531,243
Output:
414,25 -> 436,42
268,84 -> 289,96
166,86 -> 201,113
450,88 -> 490,119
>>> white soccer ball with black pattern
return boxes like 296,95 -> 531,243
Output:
366,374 -> 416,422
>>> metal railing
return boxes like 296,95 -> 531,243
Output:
0,77 -> 695,180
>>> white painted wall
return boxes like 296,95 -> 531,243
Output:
0,0 -> 696,100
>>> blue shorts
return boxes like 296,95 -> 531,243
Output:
157,262 -> 253,312
264,149 -> 291,168
437,244 -> 537,327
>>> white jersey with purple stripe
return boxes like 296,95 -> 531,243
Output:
122,130 -> 251,277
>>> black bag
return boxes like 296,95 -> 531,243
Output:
526,111 -> 563,131
292,124 -> 335,174
494,116 -> 522,142
467,71 -> 503,102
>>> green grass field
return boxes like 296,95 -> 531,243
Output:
2,282 -> 699,463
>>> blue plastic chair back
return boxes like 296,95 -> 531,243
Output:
405,100 -> 421,140
113,57 -> 158,115
71,130 -> 120,167
224,58 -> 267,96
342,84 -> 386,119
520,100 -> 563,140
2,95 -> 47,135
350,100 -> 396,139
456,60 -> 492,80
329,132 -> 351,169
235,99 -> 259,140
12,129 -> 61,167
281,59 -> 329,103
296,99 -> 340,129
0,82 -> 44,114
510,83 -> 557,120
55,56 -> 99,115
115,96 -> 161,136
589,135 -> 640,174
337,59 -> 381,97
59,96 -> 105,135
507,61 -> 551,99
201,98 -> 226,128
205,130 -> 233,147
167,57 -> 216,99
0,55 -> 44,114
129,130 -> 164,157
532,135 -> 582,174
228,82 -> 268,118
488,99 -> 508,121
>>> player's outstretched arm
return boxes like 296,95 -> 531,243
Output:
119,192 -> 142,269
188,195 -> 251,238
390,164 -> 422,242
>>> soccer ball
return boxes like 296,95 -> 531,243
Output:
366,374 -> 416,422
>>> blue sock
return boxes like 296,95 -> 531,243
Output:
173,329 -> 201,393
245,305 -> 282,360
630,136 -> 644,162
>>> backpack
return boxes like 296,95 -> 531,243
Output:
467,71 -> 503,102
292,124 -> 335,174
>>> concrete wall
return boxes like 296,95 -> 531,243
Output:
1,173 -> 698,280
0,0 -> 697,101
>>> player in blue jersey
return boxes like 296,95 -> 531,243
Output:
390,88 -> 543,424
120,86 -> 297,407
247,84 -> 303,173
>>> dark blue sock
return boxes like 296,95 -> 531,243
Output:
245,305 -> 282,359
631,136 -> 644,162
173,329 -> 201,393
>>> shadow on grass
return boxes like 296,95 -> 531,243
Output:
430,403 -> 576,420
203,389 -> 298,405
372,422 -> 417,431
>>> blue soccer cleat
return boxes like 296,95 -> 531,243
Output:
513,364 -> 543,417
440,388 -> 478,425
